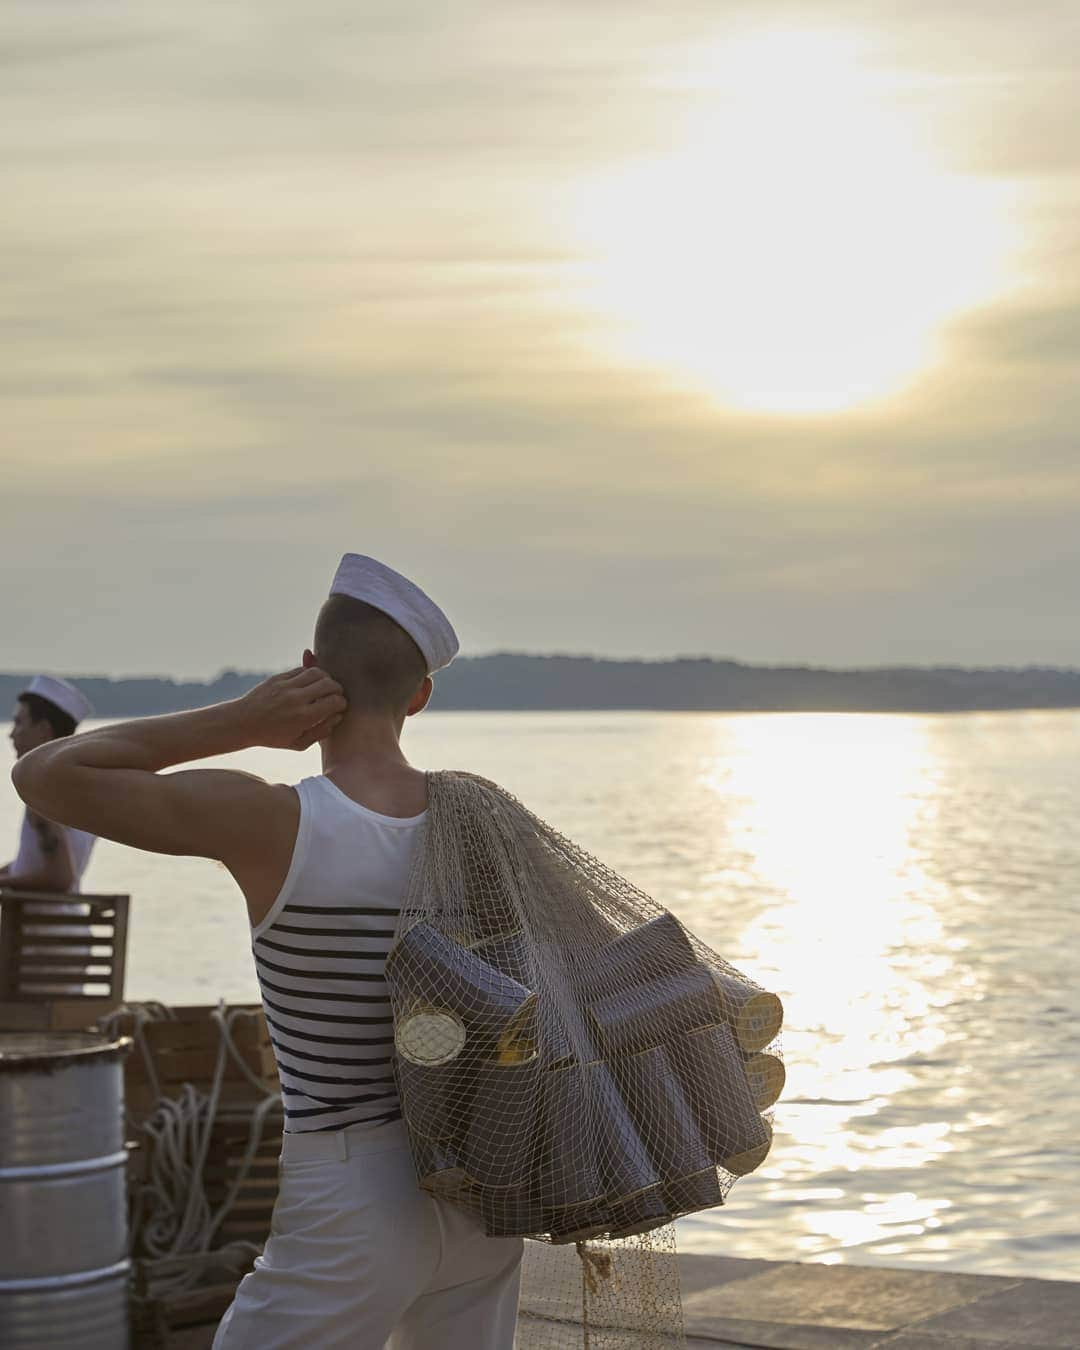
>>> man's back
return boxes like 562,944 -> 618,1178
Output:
253,773 -> 427,1134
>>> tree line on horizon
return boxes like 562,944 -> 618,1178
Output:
3,654 -> 1080,716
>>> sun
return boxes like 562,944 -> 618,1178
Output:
571,30 -> 1021,414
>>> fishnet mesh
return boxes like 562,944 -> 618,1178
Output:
387,772 -> 784,1348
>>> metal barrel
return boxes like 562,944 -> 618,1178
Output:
0,1031 -> 132,1350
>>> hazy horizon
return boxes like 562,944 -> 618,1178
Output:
6,3 -> 1080,678
6,650 -> 1080,690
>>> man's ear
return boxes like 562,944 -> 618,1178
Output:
406,675 -> 434,718
302,649 -> 317,669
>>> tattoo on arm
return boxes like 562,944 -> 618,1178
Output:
30,813 -> 61,857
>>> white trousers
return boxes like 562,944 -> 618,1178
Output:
213,1118 -> 523,1350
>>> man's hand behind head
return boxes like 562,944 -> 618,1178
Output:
238,668 -> 348,752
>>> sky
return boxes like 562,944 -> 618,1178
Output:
4,1 -> 1080,678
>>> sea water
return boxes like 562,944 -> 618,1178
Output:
5,709 -> 1077,1281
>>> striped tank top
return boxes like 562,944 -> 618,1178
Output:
251,774 -> 427,1133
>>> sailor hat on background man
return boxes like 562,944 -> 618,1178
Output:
21,675 -> 94,726
329,554 -> 459,674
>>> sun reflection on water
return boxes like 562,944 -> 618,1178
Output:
697,714 -> 958,1254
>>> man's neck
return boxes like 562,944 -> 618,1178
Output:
317,715 -> 428,817
319,714 -> 410,776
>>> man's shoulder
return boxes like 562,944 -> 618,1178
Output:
234,773 -> 300,815
169,768 -> 300,834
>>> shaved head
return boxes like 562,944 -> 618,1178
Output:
313,594 -> 428,717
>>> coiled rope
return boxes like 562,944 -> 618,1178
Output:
100,999 -> 282,1298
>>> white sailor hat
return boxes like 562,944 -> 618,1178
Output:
21,674 -> 94,725
329,554 -> 459,674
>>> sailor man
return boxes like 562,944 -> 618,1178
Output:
3,675 -> 97,893
13,558 -> 524,1350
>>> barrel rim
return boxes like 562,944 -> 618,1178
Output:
0,1257 -> 131,1294
0,1032 -> 132,1072
0,1148 -> 129,1181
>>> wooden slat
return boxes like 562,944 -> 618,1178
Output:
203,1159 -> 279,1177
16,905 -> 96,916
20,957 -> 114,972
0,997 -> 121,1031
205,1151 -> 281,1172
19,934 -> 115,948
207,1139 -> 281,1157
0,1003 -> 59,1031
207,1120 -> 282,1150
0,892 -> 127,906
147,1048 -> 228,1080
14,933 -> 115,947
18,948 -> 114,961
145,1019 -> 268,1053
214,1227 -> 272,1247
110,895 -> 129,998
19,974 -> 113,988
219,1198 -> 277,1217
15,901 -> 92,912
0,905 -> 21,999
118,1004 -> 278,1130
18,970 -> 111,981
124,1081 -> 277,1121
214,1099 -> 281,1122
55,997 -> 123,1026
18,985 -> 111,998
208,1131 -> 281,1151
210,1170 -> 279,1190
212,1150 -> 280,1166
152,1047 -> 277,1083
18,984 -> 113,999
159,1284 -> 239,1329
18,922 -> 114,937
19,976 -> 113,987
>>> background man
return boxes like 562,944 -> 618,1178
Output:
2,674 -> 96,893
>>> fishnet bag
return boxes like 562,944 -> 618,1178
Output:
386,772 -> 784,1348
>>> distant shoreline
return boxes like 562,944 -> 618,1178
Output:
6,653 -> 1080,716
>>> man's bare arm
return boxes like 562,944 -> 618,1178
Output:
11,670 -> 346,873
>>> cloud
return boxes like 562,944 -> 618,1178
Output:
3,1 -> 1080,671
950,298 -> 1080,365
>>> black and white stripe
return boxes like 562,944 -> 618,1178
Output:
254,901 -> 403,1131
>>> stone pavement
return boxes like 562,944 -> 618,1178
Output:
166,1248 -> 1079,1348
679,1254 -> 1077,1349
520,1250 -> 1080,1349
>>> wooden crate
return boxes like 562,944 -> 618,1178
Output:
127,1113 -> 283,1261
117,1004 -> 284,1256
111,1004 -> 280,1125
132,1289 -> 233,1350
203,1110 -> 284,1247
132,1275 -> 249,1350
0,996 -> 122,1031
